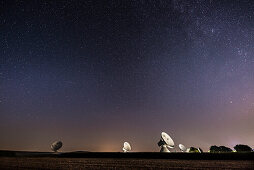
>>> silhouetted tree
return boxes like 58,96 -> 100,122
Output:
209,145 -> 233,153
219,146 -> 232,152
209,145 -> 220,153
234,144 -> 252,152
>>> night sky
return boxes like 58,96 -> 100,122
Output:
1,0 -> 254,152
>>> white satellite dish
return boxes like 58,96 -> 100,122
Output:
122,142 -> 131,152
179,144 -> 187,152
198,147 -> 203,153
51,141 -> 63,152
186,148 -> 190,153
158,132 -> 174,152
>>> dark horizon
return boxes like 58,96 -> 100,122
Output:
1,0 -> 254,152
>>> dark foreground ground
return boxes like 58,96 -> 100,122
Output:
0,151 -> 253,169
0,157 -> 254,169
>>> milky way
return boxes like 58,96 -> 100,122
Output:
0,0 -> 254,151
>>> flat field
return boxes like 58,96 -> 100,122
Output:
0,157 -> 253,170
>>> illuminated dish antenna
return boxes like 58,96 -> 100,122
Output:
186,148 -> 190,153
122,142 -> 131,152
179,144 -> 187,152
198,148 -> 203,153
51,141 -> 63,152
157,132 -> 174,152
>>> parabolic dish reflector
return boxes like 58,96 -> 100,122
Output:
186,148 -> 190,153
51,141 -> 63,152
161,132 -> 174,147
179,144 -> 187,152
198,148 -> 203,153
123,142 -> 131,152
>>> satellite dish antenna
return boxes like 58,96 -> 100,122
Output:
51,141 -> 63,152
186,148 -> 190,153
198,148 -> 203,153
158,132 -> 174,152
122,142 -> 131,152
179,144 -> 187,152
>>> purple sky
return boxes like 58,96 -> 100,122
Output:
1,0 -> 254,152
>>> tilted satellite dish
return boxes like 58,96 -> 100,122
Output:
51,141 -> 63,152
186,148 -> 190,153
198,147 -> 203,153
179,144 -> 187,152
122,142 -> 131,152
158,132 -> 174,152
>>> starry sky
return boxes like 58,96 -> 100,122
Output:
1,0 -> 254,152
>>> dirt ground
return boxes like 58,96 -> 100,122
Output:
0,157 -> 253,170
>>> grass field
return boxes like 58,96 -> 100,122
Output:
0,157 -> 254,169
0,151 -> 253,169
